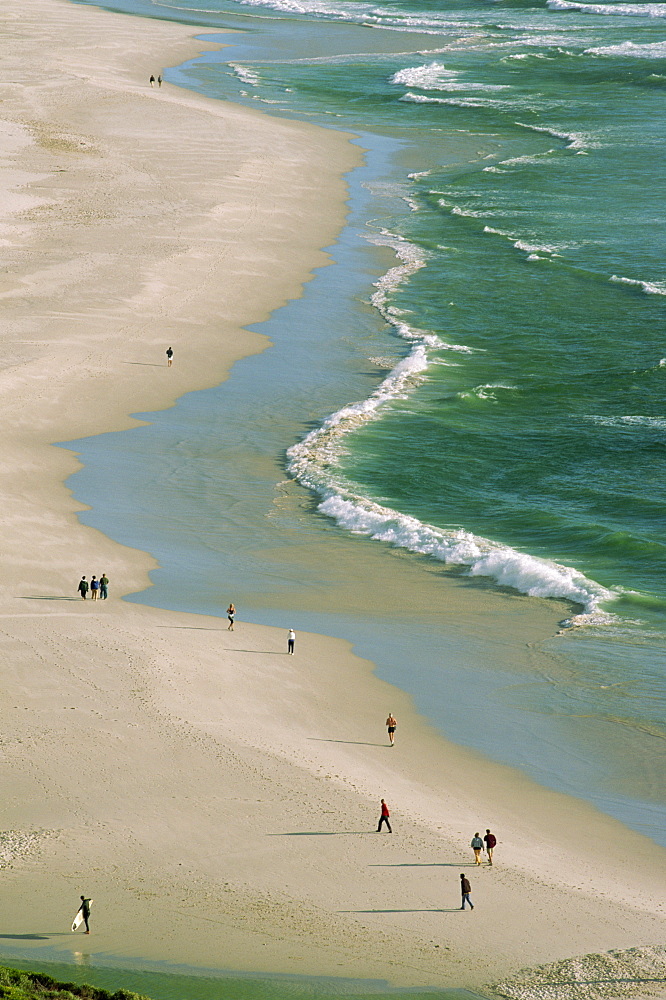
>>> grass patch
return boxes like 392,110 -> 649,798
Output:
0,966 -> 151,1000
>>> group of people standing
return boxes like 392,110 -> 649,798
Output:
77,574 -> 109,600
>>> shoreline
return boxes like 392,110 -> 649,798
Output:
1,0 -> 361,603
1,1 -> 665,996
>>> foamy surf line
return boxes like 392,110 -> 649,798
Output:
287,231 -> 614,617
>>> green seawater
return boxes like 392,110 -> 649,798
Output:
0,954 -> 480,1000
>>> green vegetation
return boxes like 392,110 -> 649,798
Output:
0,967 -> 151,1000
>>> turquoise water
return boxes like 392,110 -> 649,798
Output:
66,0 -> 666,849
0,950 -> 475,999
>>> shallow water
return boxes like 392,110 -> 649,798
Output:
0,949 -> 481,999
65,0 -> 666,847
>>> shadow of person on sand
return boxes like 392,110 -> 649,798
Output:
308,738 -> 388,747
268,831 -> 371,836
369,862 -> 478,868
20,596 -> 79,601
0,934 -> 52,940
339,908 -> 463,914
158,625 -> 229,632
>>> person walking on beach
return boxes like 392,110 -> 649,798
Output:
460,874 -> 474,910
166,346 -> 173,367
287,628 -> 295,654
157,74 -> 163,87
227,603 -> 236,630
149,74 -> 155,87
377,798 -> 392,833
484,828 -> 497,865
386,713 -> 397,746
77,576 -> 89,600
90,575 -> 100,600
76,896 -> 92,933
99,573 -> 109,600
471,832 -> 484,865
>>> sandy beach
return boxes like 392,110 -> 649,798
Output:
1,0 -> 665,996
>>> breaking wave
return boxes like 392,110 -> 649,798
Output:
547,0 -> 666,15
286,233 -> 614,614
610,274 -> 666,295
515,121 -> 592,150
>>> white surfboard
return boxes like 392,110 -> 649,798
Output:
71,899 -> 93,931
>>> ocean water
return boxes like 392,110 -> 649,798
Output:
0,950 -> 475,1000
66,0 -> 665,851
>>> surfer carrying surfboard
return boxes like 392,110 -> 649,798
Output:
73,896 -> 92,934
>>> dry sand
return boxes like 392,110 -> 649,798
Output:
1,0 -> 665,996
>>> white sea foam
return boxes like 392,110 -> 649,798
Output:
368,356 -> 400,370
500,152 -> 556,166
503,52 -> 550,62
452,205 -> 500,218
458,383 -> 517,401
217,0 -> 507,31
390,61 -> 509,92
400,92 -> 448,105
514,239 -> 561,255
610,274 -> 666,295
229,63 -> 261,87
484,225 -> 515,237
287,347 -> 430,484
586,40 -> 666,57
441,343 -> 475,354
583,414 -> 666,430
367,230 -> 428,311
401,92 -> 503,109
515,121 -> 592,150
447,203 -> 511,218
547,0 -> 666,15
558,609 -> 620,629
483,227 -> 567,257
390,61 -> 458,89
502,47 -> 578,62
305,495 -> 613,613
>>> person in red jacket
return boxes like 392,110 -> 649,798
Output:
377,798 -> 392,833
484,828 -> 497,865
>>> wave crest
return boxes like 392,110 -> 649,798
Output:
547,0 -> 666,15
286,231 -> 614,614
610,274 -> 666,296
